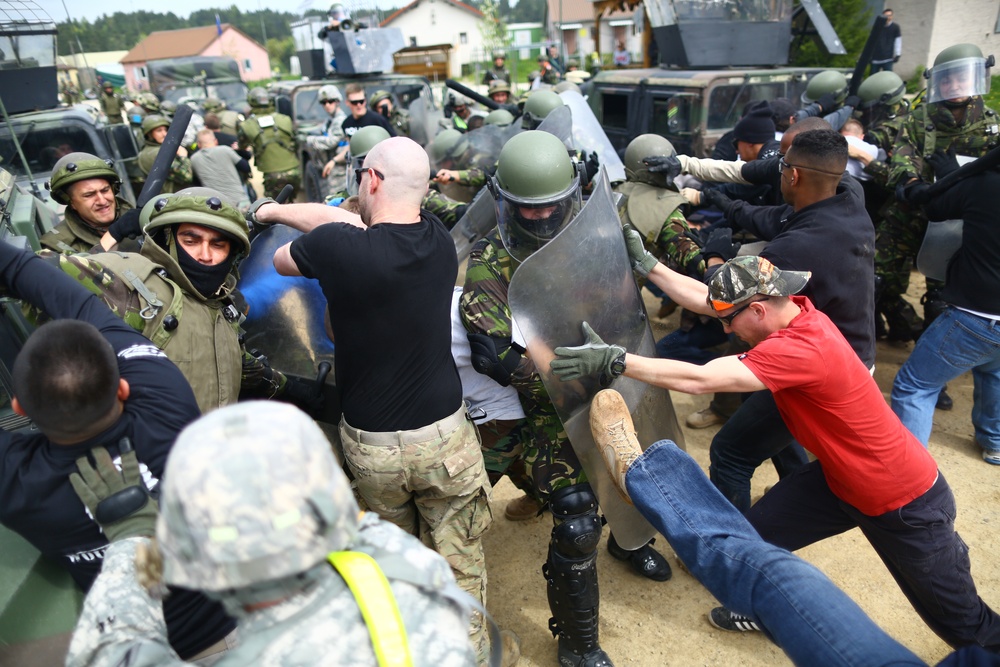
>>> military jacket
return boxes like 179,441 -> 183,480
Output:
99,92 -> 127,124
615,181 -> 702,276
389,108 -> 411,137
240,112 -> 299,173
138,144 -> 193,194
889,98 -> 1000,187
39,197 -> 134,255
218,109 -> 243,137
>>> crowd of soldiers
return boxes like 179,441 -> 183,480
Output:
7,34 -> 1000,667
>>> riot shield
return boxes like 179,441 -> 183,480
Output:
559,90 -> 626,183
239,225 -> 336,380
451,185 -> 497,262
508,170 -> 684,550
536,104 -> 574,150
407,94 -> 444,148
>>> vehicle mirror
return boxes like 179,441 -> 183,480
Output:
108,124 -> 139,160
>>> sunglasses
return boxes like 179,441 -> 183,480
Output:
354,167 -> 385,187
320,99 -> 339,105
347,98 -> 366,106
711,297 -> 769,326
778,157 -> 843,177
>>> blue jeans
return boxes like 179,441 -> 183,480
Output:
891,307 -> 1000,453
654,318 -> 729,364
626,440 -> 925,666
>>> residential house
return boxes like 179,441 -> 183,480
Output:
381,0 -> 485,78
544,0 -> 642,65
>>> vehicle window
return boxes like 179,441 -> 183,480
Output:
0,124 -> 98,175
598,91 -> 629,131
651,96 -> 690,135
707,82 -> 786,130
293,89 -> 328,123
208,83 -> 251,112
0,301 -> 29,432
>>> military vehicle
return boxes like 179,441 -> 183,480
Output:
272,74 -> 437,202
146,56 -> 249,112
0,3 -> 139,206
587,0 -> 849,157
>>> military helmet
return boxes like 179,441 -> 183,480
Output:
329,2 -> 348,19
449,92 -> 470,108
102,81 -> 113,90
368,89 -> 392,109
159,100 -> 178,118
139,92 -> 161,113
142,190 -> 251,259
247,86 -> 272,109
801,70 -> 849,106
567,58 -> 580,69
141,114 -> 171,138
317,84 -> 341,103
430,128 -> 470,165
521,89 -> 563,130
46,152 -> 121,205
857,71 -> 906,109
624,134 -> 677,188
158,402 -> 360,592
347,126 -> 391,196
202,97 -> 226,113
490,130 -> 581,263
492,50 -> 506,61
488,79 -> 511,96
484,108 -> 515,127
553,80 -> 581,95
925,43 -> 995,104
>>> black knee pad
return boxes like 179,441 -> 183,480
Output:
550,484 -> 602,560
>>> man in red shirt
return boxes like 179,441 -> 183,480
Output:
550,255 -> 1000,651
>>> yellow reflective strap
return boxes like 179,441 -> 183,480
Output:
327,551 -> 414,667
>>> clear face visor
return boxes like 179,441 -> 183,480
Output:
492,174 -> 582,263
330,6 -> 347,20
927,57 -> 991,103
346,153 -> 366,196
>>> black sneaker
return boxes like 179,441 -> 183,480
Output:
607,534 -> 672,582
708,607 -> 761,632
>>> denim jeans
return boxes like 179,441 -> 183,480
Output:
709,390 -> 810,513
626,440 -> 925,667
891,306 -> 1000,453
654,318 -> 729,364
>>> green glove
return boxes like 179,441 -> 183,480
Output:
551,321 -> 626,387
70,439 -> 158,542
246,196 -> 277,232
622,223 -> 658,277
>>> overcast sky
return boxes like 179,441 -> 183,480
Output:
31,0 -> 330,24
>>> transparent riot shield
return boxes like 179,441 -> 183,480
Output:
508,170 -> 685,550
559,90 -> 626,183
407,94 -> 444,148
536,103 -> 574,150
451,185 -> 497,262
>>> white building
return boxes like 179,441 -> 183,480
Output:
381,0 -> 485,78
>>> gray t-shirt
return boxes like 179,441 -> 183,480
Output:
190,145 -> 249,209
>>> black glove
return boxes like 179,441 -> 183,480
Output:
926,150 -> 960,179
844,95 -> 861,109
815,92 -> 837,113
280,376 -> 326,417
318,27 -> 329,39
701,188 -> 735,216
893,55 -> 900,63
642,155 -> 683,181
701,227 -> 741,262
106,208 -> 142,242
895,180 -> 931,206
582,151 -> 601,187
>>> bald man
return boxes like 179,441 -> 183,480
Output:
263,137 -> 495,664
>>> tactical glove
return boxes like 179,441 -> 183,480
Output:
551,321 -> 626,387
701,188 -> 735,216
843,95 -> 861,109
701,227 -> 741,262
895,180 -> 931,206
106,208 -> 142,242
280,375 -> 326,418
70,439 -> 157,542
622,223 -> 658,277
642,155 -> 683,181
582,151 -> 601,187
815,93 -> 837,113
246,196 -> 277,233
927,149 -> 960,179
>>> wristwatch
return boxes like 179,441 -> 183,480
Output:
610,351 -> 626,378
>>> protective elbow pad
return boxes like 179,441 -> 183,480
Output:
467,332 -> 522,387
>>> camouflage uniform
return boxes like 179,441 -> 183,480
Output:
461,231 -> 587,499
66,402 -> 476,667
38,196 -> 134,255
389,108 -> 411,137
860,101 -> 909,186
98,88 -> 127,124
422,188 -> 469,229
240,110 -> 301,199
137,143 -> 193,194
877,98 -> 1000,315
614,180 -> 702,277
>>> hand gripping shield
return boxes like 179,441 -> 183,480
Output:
508,170 -> 685,549
558,89 -> 626,183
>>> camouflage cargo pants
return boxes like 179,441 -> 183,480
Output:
263,168 -> 302,201
517,393 -> 588,500
340,405 -> 493,664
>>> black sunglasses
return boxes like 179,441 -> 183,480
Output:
715,297 -> 769,326
320,98 -> 339,105
347,98 -> 366,106
779,157 -> 843,177
354,167 -> 385,187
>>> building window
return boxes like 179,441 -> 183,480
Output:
410,36 -> 417,46
243,59 -> 252,71
996,7 -> 1000,32
460,32 -> 468,44
136,66 -> 147,79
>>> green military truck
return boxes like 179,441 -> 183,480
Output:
147,56 -> 249,113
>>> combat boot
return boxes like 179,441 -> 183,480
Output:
921,287 -> 948,329
881,297 -> 923,343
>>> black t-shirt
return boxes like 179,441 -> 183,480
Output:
0,246 -> 234,659
727,181 -> 876,367
873,22 -> 901,62
924,170 -> 1000,316
341,110 -> 397,139
290,212 -> 462,431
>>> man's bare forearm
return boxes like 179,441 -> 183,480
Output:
256,202 -> 363,233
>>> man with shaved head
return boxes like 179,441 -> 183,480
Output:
259,136 -> 499,665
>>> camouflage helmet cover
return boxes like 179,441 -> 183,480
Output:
139,92 -> 161,113
624,134 -> 676,188
368,89 -> 392,108
248,86 -> 272,108
202,97 -> 226,113
521,89 -> 563,130
159,100 -> 178,117
141,114 -> 171,137
46,152 -> 121,205
158,401 -> 360,591
801,70 -> 849,105
317,84 -> 342,102
488,79 -> 511,96
142,190 -> 252,258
